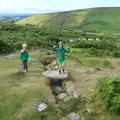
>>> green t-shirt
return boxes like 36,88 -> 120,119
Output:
20,50 -> 29,60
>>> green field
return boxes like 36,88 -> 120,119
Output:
17,7 -> 120,33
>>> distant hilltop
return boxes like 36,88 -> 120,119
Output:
16,7 -> 120,33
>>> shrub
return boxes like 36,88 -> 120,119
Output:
98,77 -> 120,114
0,39 -> 13,53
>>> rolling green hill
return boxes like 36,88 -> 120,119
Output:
17,7 -> 120,33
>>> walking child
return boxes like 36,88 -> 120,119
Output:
20,44 -> 29,72
52,41 -> 70,74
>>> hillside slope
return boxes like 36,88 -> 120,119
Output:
16,9 -> 89,28
17,7 -> 120,33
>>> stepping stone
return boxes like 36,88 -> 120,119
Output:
37,103 -> 48,112
66,112 -> 80,120
57,93 -> 67,100
42,70 -> 68,80
63,96 -> 73,102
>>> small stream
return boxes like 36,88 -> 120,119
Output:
49,74 -> 88,120
40,55 -> 87,120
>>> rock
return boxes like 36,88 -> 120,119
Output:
87,108 -> 92,114
37,103 -> 48,112
65,81 -> 80,98
66,81 -> 74,93
63,96 -> 73,102
28,58 -> 38,62
66,112 -> 80,120
58,102 -> 72,113
73,91 -> 80,98
42,70 -> 68,79
45,66 -> 51,70
61,117 -> 68,120
5,54 -> 16,59
66,88 -> 73,96
87,108 -> 96,115
57,93 -> 67,101
53,86 -> 62,95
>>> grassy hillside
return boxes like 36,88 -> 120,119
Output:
17,7 -> 120,33
16,9 -> 89,28
80,7 -> 120,32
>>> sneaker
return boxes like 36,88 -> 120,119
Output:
62,69 -> 65,73
24,69 -> 27,73
59,69 -> 61,74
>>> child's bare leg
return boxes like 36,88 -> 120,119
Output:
58,64 -> 62,73
62,63 -> 65,73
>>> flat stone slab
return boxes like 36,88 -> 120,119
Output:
42,70 -> 68,79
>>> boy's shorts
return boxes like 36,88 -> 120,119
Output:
57,60 -> 64,65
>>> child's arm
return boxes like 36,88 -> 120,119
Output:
27,50 -> 29,60
64,48 -> 70,53
52,46 -> 57,52
19,51 -> 22,60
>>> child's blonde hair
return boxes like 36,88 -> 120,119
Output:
22,44 -> 27,48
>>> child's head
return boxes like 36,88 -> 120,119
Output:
58,41 -> 63,48
22,44 -> 27,49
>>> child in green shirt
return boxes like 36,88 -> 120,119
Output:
52,41 -> 70,74
20,44 -> 29,72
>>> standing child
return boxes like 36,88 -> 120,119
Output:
20,44 -> 29,72
52,41 -> 70,74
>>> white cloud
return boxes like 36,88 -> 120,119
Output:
0,0 -> 25,9
0,0 -> 120,13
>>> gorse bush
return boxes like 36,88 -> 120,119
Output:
1,22 -> 120,56
0,39 -> 12,53
98,77 -> 120,114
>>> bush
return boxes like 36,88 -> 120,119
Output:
0,39 -> 13,53
98,77 -> 120,114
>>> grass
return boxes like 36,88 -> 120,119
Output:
65,52 -> 120,120
17,7 -> 120,33
69,48 -> 114,68
87,77 -> 120,120
1,49 -> 120,120
0,51 -> 59,120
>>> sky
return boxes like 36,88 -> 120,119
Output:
0,0 -> 120,14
